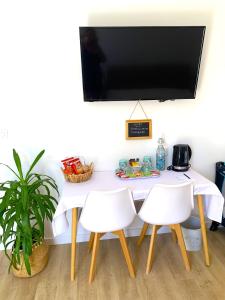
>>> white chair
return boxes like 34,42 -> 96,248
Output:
137,182 -> 194,274
79,187 -> 136,283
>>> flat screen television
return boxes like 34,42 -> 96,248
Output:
79,26 -> 205,102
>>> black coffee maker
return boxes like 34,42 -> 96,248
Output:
170,144 -> 192,172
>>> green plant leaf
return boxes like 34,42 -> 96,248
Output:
34,196 -> 46,220
27,179 -> 48,194
4,239 -> 16,249
25,150 -> 45,181
28,174 -> 59,194
3,218 -> 15,244
13,149 -> 24,180
0,163 -> 20,180
32,228 -> 42,245
0,148 -> 58,275
32,205 -> 44,236
21,184 -> 28,210
4,246 -> 12,263
14,232 -> 21,251
22,241 -> 31,276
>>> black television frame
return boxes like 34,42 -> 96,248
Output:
79,26 -> 206,102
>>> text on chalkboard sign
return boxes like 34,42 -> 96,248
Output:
126,119 -> 152,140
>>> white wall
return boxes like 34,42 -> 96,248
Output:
0,0 -> 225,247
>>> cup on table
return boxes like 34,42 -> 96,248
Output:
119,159 -> 128,171
125,165 -> 134,176
143,156 -> 153,169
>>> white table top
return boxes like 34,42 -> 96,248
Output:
52,169 -> 224,236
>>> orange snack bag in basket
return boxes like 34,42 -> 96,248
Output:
63,166 -> 73,175
69,158 -> 84,174
61,157 -> 74,168
61,157 -> 85,175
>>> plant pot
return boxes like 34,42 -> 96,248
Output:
12,242 -> 49,278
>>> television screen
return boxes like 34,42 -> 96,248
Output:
79,26 -> 205,102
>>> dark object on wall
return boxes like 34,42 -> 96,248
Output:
79,26 -> 206,102
169,144 -> 192,172
125,119 -> 152,140
210,162 -> 225,231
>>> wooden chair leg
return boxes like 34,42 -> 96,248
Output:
169,225 -> 177,243
71,208 -> 78,281
89,233 -> 100,283
89,232 -> 105,253
137,222 -> 149,246
146,225 -> 159,274
114,230 -> 135,278
174,224 -> 191,271
88,232 -> 95,253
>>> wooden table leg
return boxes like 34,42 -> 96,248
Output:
197,195 -> 210,266
71,208 -> 78,281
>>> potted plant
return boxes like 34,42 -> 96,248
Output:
0,149 -> 58,277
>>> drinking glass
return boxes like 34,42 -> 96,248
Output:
143,156 -> 153,169
119,159 -> 128,171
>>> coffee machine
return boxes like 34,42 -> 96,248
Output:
169,144 -> 192,172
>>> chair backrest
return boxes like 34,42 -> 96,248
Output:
80,188 -> 136,233
138,182 -> 194,225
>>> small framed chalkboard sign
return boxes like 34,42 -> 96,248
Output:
126,119 -> 152,140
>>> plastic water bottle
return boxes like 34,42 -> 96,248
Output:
156,137 -> 166,171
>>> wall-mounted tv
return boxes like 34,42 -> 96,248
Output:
79,26 -> 205,102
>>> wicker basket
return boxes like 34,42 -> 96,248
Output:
63,162 -> 94,183
12,242 -> 49,278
